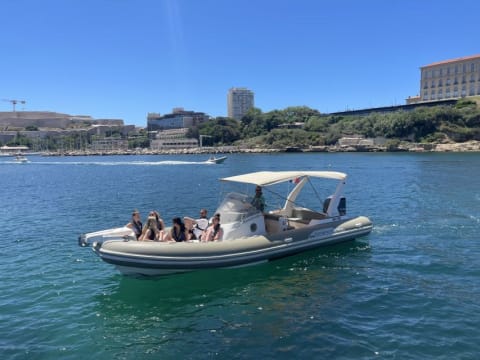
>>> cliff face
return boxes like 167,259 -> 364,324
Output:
433,140 -> 480,152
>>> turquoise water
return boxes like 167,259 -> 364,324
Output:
1,153 -> 479,359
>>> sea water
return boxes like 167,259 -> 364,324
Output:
0,153 -> 479,359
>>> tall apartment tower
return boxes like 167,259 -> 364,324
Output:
227,87 -> 254,120
420,54 -> 480,102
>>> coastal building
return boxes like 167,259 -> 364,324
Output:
227,87 -> 254,120
147,108 -> 209,131
0,145 -> 29,155
0,111 -> 124,129
419,54 -> 480,102
90,138 -> 128,152
150,128 -> 198,149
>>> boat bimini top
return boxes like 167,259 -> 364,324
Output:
221,171 -> 346,186
221,171 -> 347,217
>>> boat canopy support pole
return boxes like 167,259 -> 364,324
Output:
325,178 -> 346,216
281,177 -> 308,216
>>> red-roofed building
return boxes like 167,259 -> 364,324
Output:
419,54 -> 480,102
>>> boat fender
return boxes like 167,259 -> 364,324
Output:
250,223 -> 257,232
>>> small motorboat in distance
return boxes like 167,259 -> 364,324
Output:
206,155 -> 227,164
14,154 -> 29,163
79,170 -> 373,276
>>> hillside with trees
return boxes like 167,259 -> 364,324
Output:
3,99 -> 480,152
196,99 -> 480,149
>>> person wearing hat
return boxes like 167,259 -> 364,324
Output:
251,186 -> 266,212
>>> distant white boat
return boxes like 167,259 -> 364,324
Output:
206,155 -> 227,164
14,155 -> 29,163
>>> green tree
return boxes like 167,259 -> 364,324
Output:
199,117 -> 241,145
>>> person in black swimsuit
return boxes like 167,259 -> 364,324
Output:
166,217 -> 189,242
126,210 -> 143,239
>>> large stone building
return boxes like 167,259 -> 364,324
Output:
420,54 -> 480,102
227,87 -> 254,120
150,128 -> 198,149
0,111 -> 138,151
147,108 -> 209,131
0,111 -> 124,129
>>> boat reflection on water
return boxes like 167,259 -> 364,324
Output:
90,240 -> 372,356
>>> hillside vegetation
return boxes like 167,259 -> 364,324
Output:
4,99 -> 480,151
196,99 -> 480,148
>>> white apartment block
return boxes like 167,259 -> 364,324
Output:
420,54 -> 480,101
227,87 -> 254,120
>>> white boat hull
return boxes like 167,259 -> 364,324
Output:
206,156 -> 227,164
93,216 -> 372,276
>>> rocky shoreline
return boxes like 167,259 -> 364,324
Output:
39,140 -> 480,156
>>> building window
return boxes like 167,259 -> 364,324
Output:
446,78 -> 451,86
438,89 -> 443,99
454,87 -> 459,97
446,88 -> 451,98
471,63 -> 475,72
454,77 -> 458,85
438,79 -> 443,87
447,67 -> 451,75
477,86 -> 480,95
439,68 -> 443,76
461,85 -> 466,97
469,87 -> 475,96
423,91 -> 429,100
463,63 -> 467,73
455,65 -> 458,74
470,74 -> 475,83
462,76 -> 466,84
431,80 -> 435,88
423,81 -> 428,89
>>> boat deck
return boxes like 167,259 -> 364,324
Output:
264,209 -> 328,233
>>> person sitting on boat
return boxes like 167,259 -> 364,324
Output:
126,210 -> 143,239
139,216 -> 164,241
201,213 -> 223,242
190,208 -> 209,240
165,217 -> 189,242
251,186 -> 266,212
149,210 -> 165,232
184,208 -> 210,240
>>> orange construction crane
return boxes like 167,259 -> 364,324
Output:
2,99 -> 26,112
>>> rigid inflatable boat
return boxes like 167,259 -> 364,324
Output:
79,170 -> 373,276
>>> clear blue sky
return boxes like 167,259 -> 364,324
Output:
1,0 -> 479,126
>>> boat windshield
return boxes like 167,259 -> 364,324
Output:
215,192 -> 261,224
